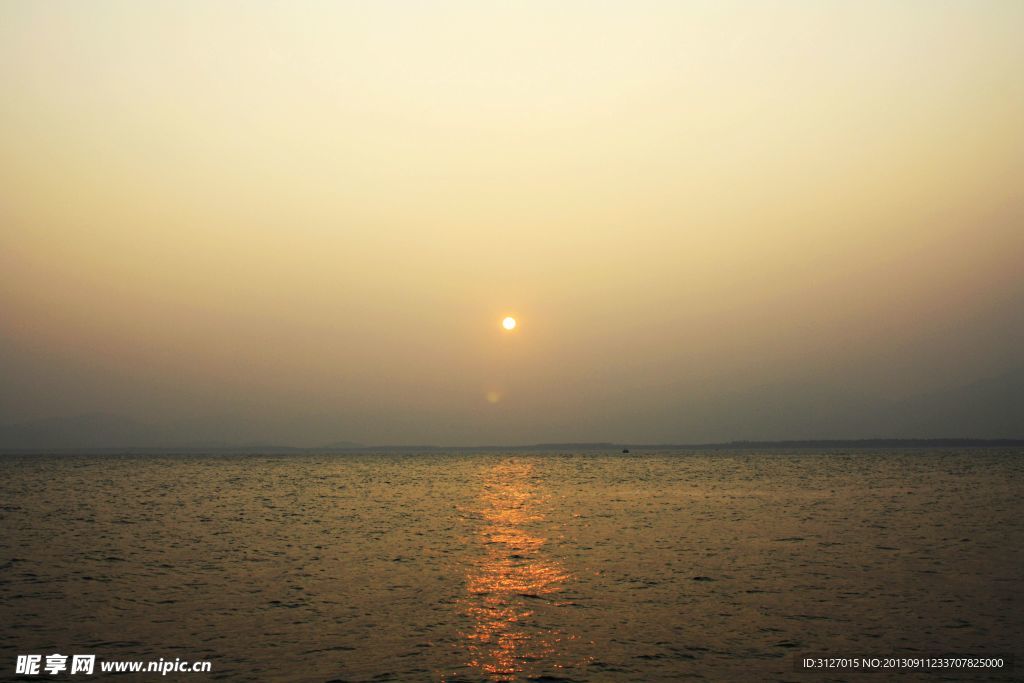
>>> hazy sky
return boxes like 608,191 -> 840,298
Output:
2,1 -> 1022,445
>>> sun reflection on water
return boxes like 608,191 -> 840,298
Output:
460,460 -> 576,680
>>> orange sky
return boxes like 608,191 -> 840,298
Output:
2,2 -> 1022,445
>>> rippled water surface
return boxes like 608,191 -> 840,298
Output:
1,450 -> 1021,681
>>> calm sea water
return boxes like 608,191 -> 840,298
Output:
1,450 -> 1021,681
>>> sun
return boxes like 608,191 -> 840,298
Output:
502,316 -> 517,330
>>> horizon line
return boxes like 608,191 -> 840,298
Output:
2,437 -> 1024,455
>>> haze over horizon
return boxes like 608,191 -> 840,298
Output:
2,2 -> 1023,447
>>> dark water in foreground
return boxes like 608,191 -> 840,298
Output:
0,450 -> 1021,681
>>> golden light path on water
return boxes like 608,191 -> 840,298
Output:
459,461 -> 582,680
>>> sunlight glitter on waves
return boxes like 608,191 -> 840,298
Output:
457,460 -> 582,681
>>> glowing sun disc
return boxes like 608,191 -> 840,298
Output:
502,316 -> 517,330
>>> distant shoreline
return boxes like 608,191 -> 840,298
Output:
2,438 -> 1023,455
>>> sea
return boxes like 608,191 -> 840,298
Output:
1,449 -> 1021,681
